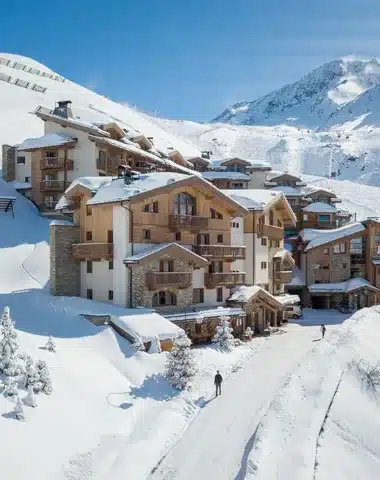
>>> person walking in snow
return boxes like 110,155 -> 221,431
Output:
321,324 -> 326,339
214,370 -> 223,397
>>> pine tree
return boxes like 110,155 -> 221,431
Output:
148,336 -> 162,354
13,395 -> 24,421
45,336 -> 56,353
35,360 -> 52,395
24,356 -> 41,393
24,385 -> 37,408
4,376 -> 18,397
212,316 -> 235,352
166,333 -> 196,390
0,306 -> 21,376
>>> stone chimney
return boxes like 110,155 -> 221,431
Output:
52,100 -> 73,119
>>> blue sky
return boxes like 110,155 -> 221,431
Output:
2,0 -> 380,121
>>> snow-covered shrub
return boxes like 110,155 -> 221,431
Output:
166,333 -> 196,390
45,336 -> 56,353
35,360 -> 52,395
13,395 -> 24,421
24,356 -> 41,393
212,316 -> 235,352
351,359 -> 380,392
24,385 -> 37,408
148,336 -> 162,354
244,327 -> 253,336
0,306 -> 21,376
4,376 -> 19,397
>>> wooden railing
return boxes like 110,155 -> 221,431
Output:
169,215 -> 209,232
205,272 -> 245,289
146,272 -> 192,291
40,180 -> 66,192
41,159 -> 74,171
194,245 -> 246,260
72,243 -> 113,260
275,270 -> 293,283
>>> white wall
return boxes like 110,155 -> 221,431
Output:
81,260 -> 113,303
244,233 -> 254,284
248,170 -> 268,189
113,205 -> 130,307
15,152 -> 32,183
254,234 -> 269,285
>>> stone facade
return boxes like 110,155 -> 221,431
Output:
50,223 -> 81,296
130,257 -> 194,313
306,244 -> 351,285
2,145 -> 16,182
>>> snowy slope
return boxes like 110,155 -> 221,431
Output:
0,53 -> 201,159
213,58 -> 380,129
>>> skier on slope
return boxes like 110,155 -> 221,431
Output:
321,324 -> 326,339
214,370 -> 223,397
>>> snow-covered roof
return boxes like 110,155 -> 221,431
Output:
17,133 -> 76,151
302,222 -> 365,250
287,266 -> 306,287
201,171 -> 250,181
302,202 -> 338,213
271,186 -> 305,196
275,294 -> 301,305
87,172 -> 190,205
111,310 -> 184,343
10,181 -> 31,190
164,306 -> 245,322
303,185 -> 337,197
228,285 -> 283,307
309,278 -> 380,293
221,189 -> 281,211
124,242 -> 208,266
273,249 -> 295,264
50,220 -> 74,226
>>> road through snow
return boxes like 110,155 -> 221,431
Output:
150,319 -> 343,480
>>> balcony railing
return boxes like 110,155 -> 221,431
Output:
146,272 -> 192,291
205,272 -> 246,289
41,159 -> 74,171
194,245 -> 246,260
275,270 -> 293,284
169,214 -> 209,232
72,243 -> 113,260
39,202 -> 57,213
262,224 -> 284,241
40,180 -> 66,192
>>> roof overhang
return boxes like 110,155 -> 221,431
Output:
124,243 -> 208,267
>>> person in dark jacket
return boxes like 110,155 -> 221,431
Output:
321,324 -> 326,339
214,370 -> 223,396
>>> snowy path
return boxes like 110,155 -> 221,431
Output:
150,323 -> 334,480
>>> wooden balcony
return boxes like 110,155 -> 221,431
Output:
146,272 -> 192,291
72,243 -> 113,260
41,159 -> 74,171
169,214 -> 209,232
194,245 -> 246,261
40,180 -> 66,192
205,272 -> 246,289
262,224 -> 284,241
275,270 -> 293,283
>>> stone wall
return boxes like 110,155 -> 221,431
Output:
306,246 -> 350,285
130,258 -> 194,312
50,223 -> 81,296
2,145 -> 16,182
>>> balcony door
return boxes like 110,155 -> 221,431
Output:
160,260 -> 174,272
196,233 -> 210,245
209,261 -> 223,274
173,192 -> 196,216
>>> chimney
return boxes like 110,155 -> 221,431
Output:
53,100 -> 73,119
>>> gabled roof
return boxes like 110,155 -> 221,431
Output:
211,157 -> 252,168
17,133 -> 77,151
309,278 -> 380,294
124,243 -> 208,267
303,185 -> 338,198
201,171 -> 250,181
302,202 -> 337,213
273,249 -> 295,265
301,222 -> 365,251
228,285 -> 283,308
271,186 -> 305,197
266,171 -> 303,183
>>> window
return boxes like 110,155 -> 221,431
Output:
324,248 -> 329,254
322,265 -> 329,270
86,206 -> 92,216
210,208 -> 223,219
45,151 -> 56,158
275,240 -> 280,248
109,260 -> 113,270
269,210 -> 274,225
216,287 -> 223,302
197,233 -> 210,245
86,231 -> 92,241
17,156 -> 25,165
231,222 -> 240,228
86,289 -> 93,300
261,262 -> 267,269
288,198 -> 296,205
160,260 -> 174,272
173,192 -> 196,216
24,176 -> 30,183
318,215 -> 330,224
152,291 -> 177,306
143,201 -> 159,213
232,183 -> 243,189
376,235 -> 380,242
333,243 -> 346,254
193,288 -> 204,304
86,260 -> 92,273
108,290 -> 114,301
342,263 -> 347,268
277,219 -> 282,227
303,214 -> 308,221
143,229 -> 151,240
261,237 -> 267,246
217,234 -> 223,243
175,231 -> 181,241
210,261 -> 223,273
107,230 -> 113,243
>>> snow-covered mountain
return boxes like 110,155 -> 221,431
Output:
213,58 -> 380,129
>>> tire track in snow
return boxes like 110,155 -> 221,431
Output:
20,243 -> 44,288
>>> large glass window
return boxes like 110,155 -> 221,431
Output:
173,193 -> 196,216
152,291 -> 177,306
318,215 -> 330,224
